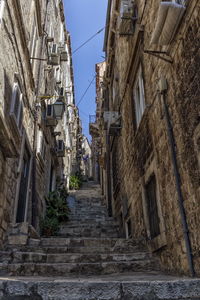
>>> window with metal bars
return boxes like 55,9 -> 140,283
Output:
145,174 -> 160,239
10,83 -> 24,132
0,0 -> 4,23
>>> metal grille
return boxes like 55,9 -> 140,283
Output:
146,174 -> 160,239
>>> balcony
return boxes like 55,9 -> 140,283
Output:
89,115 -> 99,137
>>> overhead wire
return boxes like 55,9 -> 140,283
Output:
72,27 -> 105,55
77,75 -> 96,106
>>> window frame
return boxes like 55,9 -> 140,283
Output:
13,132 -> 33,224
141,157 -> 167,251
37,130 -> 46,163
10,82 -> 24,132
133,65 -> 146,127
60,22 -> 65,44
0,0 -> 5,25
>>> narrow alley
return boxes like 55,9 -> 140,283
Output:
0,0 -> 200,299
0,182 -> 200,299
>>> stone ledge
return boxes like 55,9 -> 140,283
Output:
0,276 -> 200,300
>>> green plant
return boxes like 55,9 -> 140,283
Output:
40,185 -> 70,236
69,175 -> 82,190
40,217 -> 59,237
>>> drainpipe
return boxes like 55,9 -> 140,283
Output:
159,77 -> 195,277
106,132 -> 112,217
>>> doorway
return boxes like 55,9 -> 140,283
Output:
16,145 -> 31,223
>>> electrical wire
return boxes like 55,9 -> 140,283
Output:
72,27 -> 105,54
77,75 -> 96,106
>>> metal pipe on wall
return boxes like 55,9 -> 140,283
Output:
160,84 -> 195,277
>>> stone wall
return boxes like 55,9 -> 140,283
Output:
102,0 -> 200,275
0,0 -> 77,244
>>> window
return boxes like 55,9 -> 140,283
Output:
10,83 -> 24,131
146,174 -> 160,239
133,65 -> 145,127
55,67 -> 61,84
60,23 -> 64,43
0,0 -> 5,25
29,14 -> 39,70
37,130 -> 46,162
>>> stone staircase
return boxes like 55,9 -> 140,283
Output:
0,183 -> 157,277
0,182 -> 200,299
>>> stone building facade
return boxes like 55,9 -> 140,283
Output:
80,135 -> 92,181
0,0 -> 79,245
90,62 -> 106,184
94,0 -> 200,276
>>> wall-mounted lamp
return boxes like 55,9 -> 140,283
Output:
53,99 -> 65,119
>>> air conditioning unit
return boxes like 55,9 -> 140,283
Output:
60,51 -> 68,62
104,112 -> 122,136
56,139 -> 65,157
58,44 -> 68,62
103,111 -> 120,124
119,0 -> 137,36
45,105 -> 58,126
46,37 -> 54,43
120,0 -> 133,18
48,44 -> 60,66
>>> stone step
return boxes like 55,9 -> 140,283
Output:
0,276 -> 200,300
1,251 -> 150,264
38,237 -> 133,248
58,226 -> 119,237
0,259 -> 157,276
59,224 -> 118,231
70,207 -> 107,211
57,231 -> 120,238
66,219 -> 117,226
68,219 -> 109,222
69,214 -> 108,219
4,243 -> 145,254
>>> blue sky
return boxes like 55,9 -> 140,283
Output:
64,0 -> 108,141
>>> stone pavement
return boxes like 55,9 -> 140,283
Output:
0,182 -> 200,299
